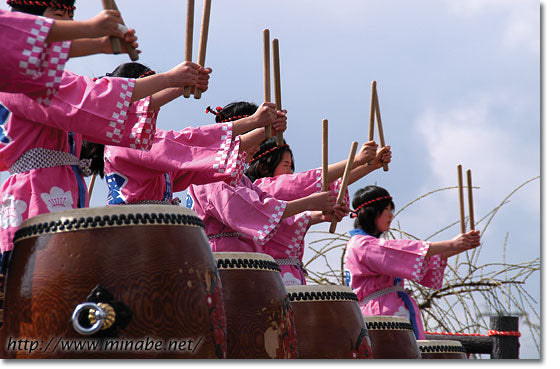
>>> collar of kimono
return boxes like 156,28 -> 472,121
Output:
349,228 -> 369,237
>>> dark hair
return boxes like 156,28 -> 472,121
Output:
352,185 -> 395,237
245,137 -> 294,182
211,101 -> 258,123
80,62 -> 153,177
8,0 -> 75,16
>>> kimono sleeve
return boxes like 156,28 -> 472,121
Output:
352,236 -> 432,283
262,211 -> 312,259
193,181 -> 287,245
254,168 -> 323,200
418,254 -> 448,289
0,11 -> 69,104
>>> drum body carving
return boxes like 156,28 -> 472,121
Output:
1,205 -> 226,359
286,285 -> 372,359
417,339 -> 467,359
214,252 -> 297,359
364,315 -> 421,359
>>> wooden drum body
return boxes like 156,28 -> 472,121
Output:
214,252 -> 297,359
364,315 -> 421,359
418,340 -> 467,359
1,206 -> 226,359
286,285 -> 372,359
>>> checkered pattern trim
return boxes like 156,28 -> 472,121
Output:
228,148 -> 246,186
410,241 -> 430,282
105,78 -> 135,145
332,177 -> 350,206
212,122 -> 234,174
224,135 -> 244,183
127,97 -> 156,151
427,254 -> 447,288
284,211 -> 311,259
314,168 -> 323,191
254,201 -> 287,245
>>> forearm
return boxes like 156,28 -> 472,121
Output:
347,162 -> 379,185
68,38 -> 106,58
425,241 -> 454,257
47,20 -> 96,43
231,116 -> 260,137
149,87 -> 183,111
239,128 -> 265,152
131,73 -> 172,102
282,198 -> 312,219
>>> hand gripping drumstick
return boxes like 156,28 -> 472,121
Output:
373,82 -> 389,171
193,0 -> 211,99
329,141 -> 358,234
273,38 -> 284,145
263,29 -> 272,138
457,164 -> 466,234
183,0 -> 195,98
102,0 -> 139,61
466,169 -> 475,231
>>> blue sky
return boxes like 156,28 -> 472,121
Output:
1,0 -> 549,360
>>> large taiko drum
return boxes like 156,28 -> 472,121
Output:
417,340 -> 467,359
1,206 -> 226,359
214,252 -> 297,359
286,285 -> 372,359
364,315 -> 421,359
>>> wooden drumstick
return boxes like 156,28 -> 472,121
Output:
457,164 -> 466,234
183,0 -> 195,98
466,169 -> 475,231
101,0 -> 121,54
373,83 -> 389,171
88,175 -> 97,199
329,141 -> 358,234
193,0 -> 211,99
369,81 -> 376,141
322,119 -> 329,192
263,29 -> 272,138
273,38 -> 284,145
108,0 -> 139,61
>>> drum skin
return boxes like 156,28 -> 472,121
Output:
286,285 -> 372,359
417,340 -> 467,359
215,252 -> 297,359
364,315 -> 421,359
1,206 -> 226,359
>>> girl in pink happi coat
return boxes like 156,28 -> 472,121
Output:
0,1 -> 209,272
344,185 -> 481,339
2,0 -> 140,102
188,103 -> 339,257
243,129 -> 392,285
88,63 -> 286,206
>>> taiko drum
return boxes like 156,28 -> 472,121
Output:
364,315 -> 421,359
417,339 -> 467,359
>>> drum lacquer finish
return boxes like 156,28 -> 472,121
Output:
2,206 -> 226,359
215,252 -> 297,359
286,285 -> 372,359
364,315 -> 421,359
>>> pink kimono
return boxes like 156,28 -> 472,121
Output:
188,175 -> 288,253
344,230 -> 447,339
103,123 -> 245,205
0,71 -> 156,256
0,9 -> 69,104
254,168 -> 347,286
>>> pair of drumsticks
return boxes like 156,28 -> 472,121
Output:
327,82 -> 390,233
184,0 -> 212,99
457,165 -> 476,232
263,29 -> 284,145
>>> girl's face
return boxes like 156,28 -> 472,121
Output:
43,7 -> 73,20
273,151 -> 293,176
374,204 -> 394,233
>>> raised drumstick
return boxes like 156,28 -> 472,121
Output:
88,174 -> 97,199
322,119 -> 329,192
457,164 -> 466,234
106,0 -> 139,61
369,81 -> 376,141
329,141 -> 358,234
193,0 -> 211,99
263,29 -> 272,138
101,0 -> 121,54
466,169 -> 475,231
373,83 -> 389,171
273,38 -> 284,145
183,0 -> 195,98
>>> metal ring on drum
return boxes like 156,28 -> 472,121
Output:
417,339 -> 467,359
286,285 -> 373,359
363,315 -> 421,359
214,252 -> 297,359
1,205 -> 226,359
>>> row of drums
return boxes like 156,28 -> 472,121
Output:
0,206 -> 467,359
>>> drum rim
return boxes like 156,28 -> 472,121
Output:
363,315 -> 415,331
214,252 -> 281,273
417,340 -> 466,353
13,205 -> 204,243
363,315 -> 410,323
286,285 -> 358,303
213,252 -> 275,262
